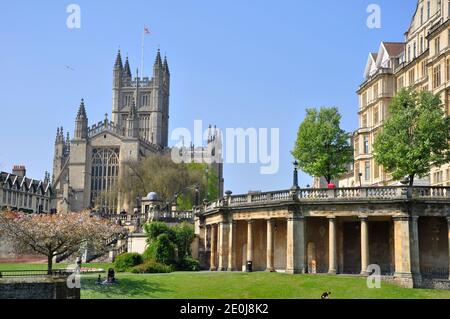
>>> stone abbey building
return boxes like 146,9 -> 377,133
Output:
52,49 -> 223,214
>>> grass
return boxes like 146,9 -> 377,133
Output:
1,263 -> 450,299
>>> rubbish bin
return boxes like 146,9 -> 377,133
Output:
246,261 -> 253,272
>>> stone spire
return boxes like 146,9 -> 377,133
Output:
163,55 -> 170,75
76,98 -> 87,119
154,49 -> 162,67
123,56 -> 132,79
114,49 -> 123,69
75,98 -> 88,140
126,97 -> 139,138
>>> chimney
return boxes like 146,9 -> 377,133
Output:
12,165 -> 26,177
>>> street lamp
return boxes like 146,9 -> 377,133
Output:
194,184 -> 200,207
135,194 -> 140,214
358,172 -> 363,188
205,166 -> 210,201
292,160 -> 299,190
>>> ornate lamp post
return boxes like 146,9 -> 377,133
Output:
194,184 -> 200,207
205,166 -> 210,201
292,160 -> 300,190
358,172 -> 363,188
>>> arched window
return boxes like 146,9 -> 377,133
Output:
90,148 -> 120,214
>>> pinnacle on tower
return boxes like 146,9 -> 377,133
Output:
76,98 -> 87,119
55,127 -> 61,143
128,97 -> 137,119
123,56 -> 132,78
114,49 -> 123,69
163,55 -> 170,74
154,49 -> 162,67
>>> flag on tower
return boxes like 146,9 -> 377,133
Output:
144,26 -> 151,34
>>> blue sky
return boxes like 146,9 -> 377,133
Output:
0,0 -> 416,194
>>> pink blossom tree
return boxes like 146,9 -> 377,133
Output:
0,211 -> 124,274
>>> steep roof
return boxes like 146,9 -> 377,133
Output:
382,42 -> 404,58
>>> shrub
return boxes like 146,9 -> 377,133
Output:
143,233 -> 177,265
130,260 -> 173,274
177,256 -> 200,271
114,252 -> 143,272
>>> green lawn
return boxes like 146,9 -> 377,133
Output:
1,263 -> 449,299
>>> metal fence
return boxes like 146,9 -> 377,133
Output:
0,269 -> 72,278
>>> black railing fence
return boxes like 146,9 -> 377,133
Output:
0,269 -> 73,278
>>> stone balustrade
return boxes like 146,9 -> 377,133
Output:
203,186 -> 450,212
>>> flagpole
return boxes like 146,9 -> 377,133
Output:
141,26 -> 145,78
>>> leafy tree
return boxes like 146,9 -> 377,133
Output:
118,155 -> 219,211
143,221 -> 175,244
143,221 -> 195,264
373,88 -> 450,186
292,107 -> 353,184
0,211 -> 124,274
173,222 -> 195,258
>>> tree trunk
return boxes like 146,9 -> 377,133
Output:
47,255 -> 53,275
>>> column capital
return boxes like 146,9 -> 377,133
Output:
411,215 -> 420,222
247,219 -> 255,224
446,216 -> 450,223
358,215 -> 369,221
327,215 -> 336,221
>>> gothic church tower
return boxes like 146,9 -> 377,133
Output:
112,49 -> 170,148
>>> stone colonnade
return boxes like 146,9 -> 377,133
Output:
203,214 -> 450,286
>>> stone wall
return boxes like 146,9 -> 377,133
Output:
0,276 -> 80,299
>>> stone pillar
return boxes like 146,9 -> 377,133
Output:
447,217 -> 450,280
328,216 -> 337,274
227,221 -> 237,271
204,225 -> 210,252
360,216 -> 369,275
286,216 -> 306,274
210,224 -> 217,271
218,222 -> 229,271
266,219 -> 275,272
410,216 -> 422,284
247,220 -> 253,265
393,216 -> 413,287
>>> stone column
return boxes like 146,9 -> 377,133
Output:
410,216 -> 422,283
266,219 -> 275,272
204,225 -> 210,252
286,216 -> 306,274
447,217 -> 450,280
228,221 -> 237,271
328,216 -> 337,274
247,220 -> 253,266
393,216 -> 413,288
360,216 -> 369,275
218,222 -> 229,271
210,224 -> 217,271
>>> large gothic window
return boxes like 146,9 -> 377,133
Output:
90,148 -> 119,214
